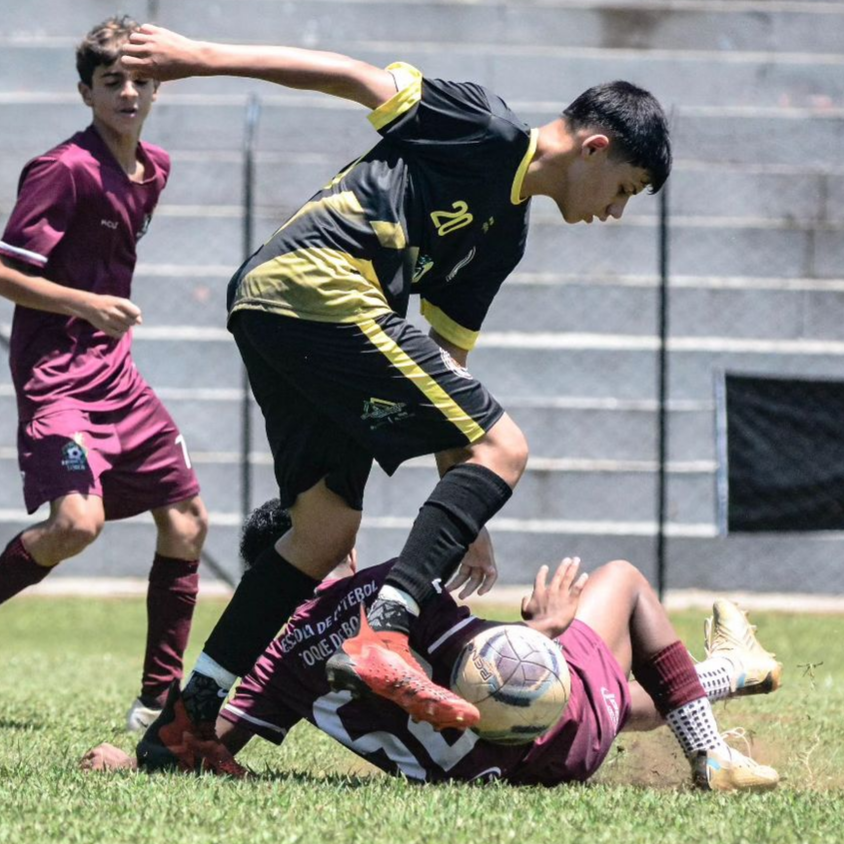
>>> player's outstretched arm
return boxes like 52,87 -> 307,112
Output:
520,557 -> 588,639
0,257 -> 142,339
121,24 -> 397,109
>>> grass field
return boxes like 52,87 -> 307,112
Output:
0,595 -> 842,844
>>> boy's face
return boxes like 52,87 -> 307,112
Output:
556,134 -> 650,225
78,61 -> 157,137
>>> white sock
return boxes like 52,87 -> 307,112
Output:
376,584 -> 421,616
192,652 -> 237,692
665,697 -> 728,758
695,656 -> 734,702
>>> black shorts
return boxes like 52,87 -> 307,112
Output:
230,309 -> 504,510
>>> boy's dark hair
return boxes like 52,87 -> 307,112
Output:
239,498 -> 292,569
563,81 -> 672,193
76,15 -> 140,86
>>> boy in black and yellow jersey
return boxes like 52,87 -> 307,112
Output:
122,25 -> 671,776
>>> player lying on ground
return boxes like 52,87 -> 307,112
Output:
83,502 -> 782,791
0,17 -> 207,732
119,24 -> 672,771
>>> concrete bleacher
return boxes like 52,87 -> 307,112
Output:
2,0 -> 844,592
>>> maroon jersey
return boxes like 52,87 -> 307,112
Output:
223,561 -> 631,784
0,125 -> 169,421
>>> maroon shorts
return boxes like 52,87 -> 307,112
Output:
18,387 -> 200,520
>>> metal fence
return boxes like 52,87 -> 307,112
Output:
2,0 -> 844,595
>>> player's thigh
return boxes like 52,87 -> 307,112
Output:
233,315 -> 374,511
233,309 -> 504,478
46,492 -> 106,538
574,560 -> 641,676
98,388 -> 201,520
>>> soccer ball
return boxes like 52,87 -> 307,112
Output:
450,624 -> 571,745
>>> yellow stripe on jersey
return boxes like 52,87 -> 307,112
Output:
235,248 -> 392,322
420,300 -> 480,352
357,317 -> 486,441
510,127 -> 539,205
280,190 -> 367,233
368,62 -> 423,132
370,220 -> 407,249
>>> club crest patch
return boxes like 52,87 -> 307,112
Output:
61,433 -> 89,473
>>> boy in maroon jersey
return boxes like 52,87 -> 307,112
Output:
84,501 -> 781,791
0,17 -> 207,731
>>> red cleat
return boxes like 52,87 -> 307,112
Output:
325,608 -> 480,731
136,681 -> 248,778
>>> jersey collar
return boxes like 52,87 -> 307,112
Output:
510,128 -> 539,205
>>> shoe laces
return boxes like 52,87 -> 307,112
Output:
718,727 -> 770,771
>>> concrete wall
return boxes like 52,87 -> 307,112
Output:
2,0 -> 843,591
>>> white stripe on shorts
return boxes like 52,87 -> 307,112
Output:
224,703 -> 287,736
427,615 -> 479,654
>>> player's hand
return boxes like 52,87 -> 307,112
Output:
79,743 -> 137,772
121,24 -> 203,81
81,294 -> 142,338
520,557 -> 588,639
447,527 -> 498,599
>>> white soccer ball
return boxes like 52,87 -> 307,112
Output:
450,624 -> 571,745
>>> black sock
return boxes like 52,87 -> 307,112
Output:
384,463 -> 512,608
182,673 -> 229,724
368,597 -> 413,636
203,546 -> 319,678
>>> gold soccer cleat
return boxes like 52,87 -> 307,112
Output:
704,600 -> 783,697
692,744 -> 779,793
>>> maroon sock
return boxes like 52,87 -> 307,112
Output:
141,553 -> 200,705
0,534 -> 52,604
632,641 -> 706,717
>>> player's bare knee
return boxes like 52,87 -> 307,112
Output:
50,516 -> 103,557
471,415 -> 529,487
182,499 -> 209,547
154,498 -> 209,554
604,559 -> 647,590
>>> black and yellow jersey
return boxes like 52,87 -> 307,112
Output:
228,63 -> 536,351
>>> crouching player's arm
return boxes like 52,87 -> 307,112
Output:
79,719 -> 254,773
519,557 -> 589,639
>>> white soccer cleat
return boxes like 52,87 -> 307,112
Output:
704,600 -> 782,697
691,743 -> 779,792
125,697 -> 163,733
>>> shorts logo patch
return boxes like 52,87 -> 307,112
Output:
61,433 -> 89,473
439,348 -> 473,381
601,686 -> 620,732
362,397 -> 412,429
431,201 -> 473,236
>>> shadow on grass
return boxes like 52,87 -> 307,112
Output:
248,768 -> 375,788
0,719 -> 45,731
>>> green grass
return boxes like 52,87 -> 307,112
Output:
1,597 -> 842,844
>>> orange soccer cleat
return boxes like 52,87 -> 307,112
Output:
136,681 -> 247,778
326,607 -> 480,731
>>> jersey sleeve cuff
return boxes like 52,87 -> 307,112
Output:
421,300 -> 480,351
367,62 -> 423,132
0,240 -> 48,268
